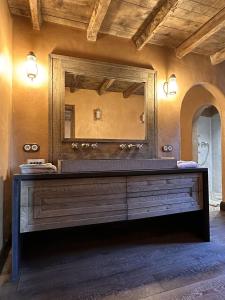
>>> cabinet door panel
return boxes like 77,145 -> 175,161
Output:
20,178 -> 127,232
127,173 -> 203,220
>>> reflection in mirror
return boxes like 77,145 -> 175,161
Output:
64,72 -> 146,140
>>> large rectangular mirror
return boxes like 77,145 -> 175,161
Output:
64,72 -> 145,140
49,54 -> 156,161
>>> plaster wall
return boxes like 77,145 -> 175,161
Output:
11,16 -> 225,202
0,0 -> 12,249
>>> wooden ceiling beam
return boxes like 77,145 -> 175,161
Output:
28,0 -> 42,30
70,75 -> 81,93
176,7 -> 225,59
210,47 -> 225,65
123,83 -> 144,98
98,78 -> 115,95
133,0 -> 179,51
87,0 -> 112,41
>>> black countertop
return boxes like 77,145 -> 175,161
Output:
13,168 -> 208,181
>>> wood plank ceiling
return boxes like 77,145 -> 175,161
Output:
65,72 -> 145,96
7,0 -> 225,65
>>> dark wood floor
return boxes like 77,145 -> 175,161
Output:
1,208 -> 225,300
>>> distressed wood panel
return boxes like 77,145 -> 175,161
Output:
21,206 -> 127,232
128,191 -> 201,208
127,173 -> 203,219
177,0 -> 220,18
20,177 -> 126,206
8,0 -> 225,59
194,28 -> 225,56
127,174 -> 202,191
7,0 -> 225,58
191,0 -> 225,9
20,173 -> 204,233
87,0 -> 112,41
102,0 -> 153,34
41,0 -> 94,24
128,202 -> 202,220
20,177 -> 127,232
28,0 -> 42,30
176,6 -> 225,58
43,15 -> 87,30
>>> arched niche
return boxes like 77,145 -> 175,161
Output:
180,83 -> 225,210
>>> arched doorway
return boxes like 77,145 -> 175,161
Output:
180,83 -> 225,210
192,105 -> 222,207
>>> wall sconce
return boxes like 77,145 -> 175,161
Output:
163,74 -> 177,96
26,51 -> 38,80
94,108 -> 102,120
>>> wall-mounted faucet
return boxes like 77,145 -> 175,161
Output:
81,143 -> 90,149
120,143 -> 144,150
91,143 -> 98,149
136,144 -> 143,149
120,144 -> 127,150
127,144 -> 137,149
71,143 -> 79,150
72,142 -> 99,150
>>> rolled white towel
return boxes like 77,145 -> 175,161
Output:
177,160 -> 199,169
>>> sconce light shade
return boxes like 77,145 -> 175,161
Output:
26,51 -> 38,80
163,74 -> 177,96
94,108 -> 102,120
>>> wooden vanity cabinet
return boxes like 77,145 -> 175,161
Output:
19,173 -> 203,233
12,169 -> 209,281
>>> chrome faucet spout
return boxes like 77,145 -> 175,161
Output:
71,143 -> 79,150
120,144 -> 127,150
81,143 -> 90,148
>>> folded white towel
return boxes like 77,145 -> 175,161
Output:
177,160 -> 199,169
19,163 -> 57,174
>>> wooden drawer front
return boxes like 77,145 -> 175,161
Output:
20,178 -> 127,232
127,174 -> 203,220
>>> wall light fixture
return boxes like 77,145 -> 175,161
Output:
94,108 -> 102,120
26,51 -> 38,80
163,74 -> 177,96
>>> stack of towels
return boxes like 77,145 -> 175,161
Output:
19,163 -> 57,174
177,160 -> 199,169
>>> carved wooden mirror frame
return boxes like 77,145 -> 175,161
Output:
49,54 -> 157,163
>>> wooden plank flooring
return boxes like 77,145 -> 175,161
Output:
1,208 -> 225,299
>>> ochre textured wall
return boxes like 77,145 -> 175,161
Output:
0,1 -> 12,180
65,88 -> 145,140
0,0 -> 12,245
12,16 -> 225,201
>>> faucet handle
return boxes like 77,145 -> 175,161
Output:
120,144 -> 127,150
136,144 -> 143,149
91,143 -> 98,149
72,143 -> 79,150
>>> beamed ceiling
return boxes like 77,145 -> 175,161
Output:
7,0 -> 225,65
